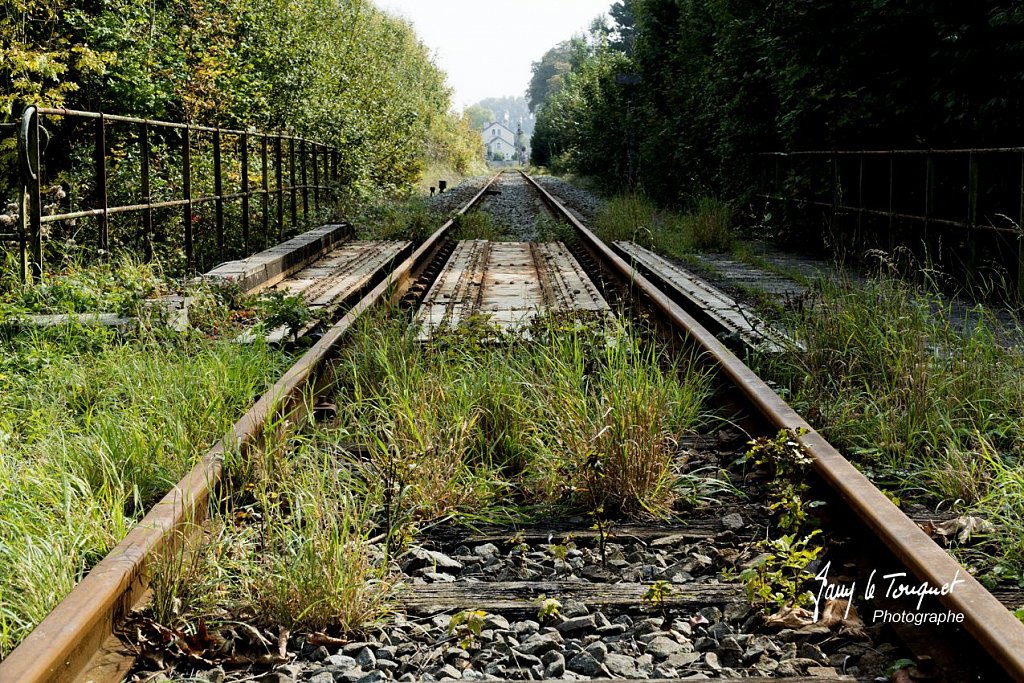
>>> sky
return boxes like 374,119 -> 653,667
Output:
376,0 -> 612,109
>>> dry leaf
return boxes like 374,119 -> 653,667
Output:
764,605 -> 814,628
819,599 -> 868,639
933,515 -> 994,544
307,632 -> 349,647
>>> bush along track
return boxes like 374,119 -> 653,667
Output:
0,255 -> 295,657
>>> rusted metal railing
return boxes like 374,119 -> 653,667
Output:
759,148 -> 1024,295
8,105 -> 342,281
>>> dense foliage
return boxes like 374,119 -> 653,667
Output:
530,0 -> 1024,205
0,0 -> 482,194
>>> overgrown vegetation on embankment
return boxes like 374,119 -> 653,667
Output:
0,253 -> 292,656
529,1 -> 1024,205
1,0 -> 484,214
756,276 -> 1024,587
143,313 -> 716,635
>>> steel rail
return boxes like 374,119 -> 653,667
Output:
520,170 -> 1024,681
0,170 -> 503,683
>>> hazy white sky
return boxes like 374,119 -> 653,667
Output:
376,0 -> 612,109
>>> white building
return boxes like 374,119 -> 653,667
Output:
482,122 -> 517,160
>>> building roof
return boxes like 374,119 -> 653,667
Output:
483,121 -> 516,136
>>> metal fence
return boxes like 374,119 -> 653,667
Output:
758,148 -> 1024,293
3,105 -> 343,282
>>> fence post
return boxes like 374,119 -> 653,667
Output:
311,142 -> 319,213
140,122 -> 153,261
241,132 -> 249,254
214,128 -> 224,259
19,106 -> 43,281
857,152 -> 864,237
1018,152 -> 1024,299
95,114 -> 108,253
300,138 -> 309,221
261,134 -> 269,249
275,135 -> 284,240
887,153 -> 895,251
968,152 -> 978,271
289,136 -> 297,229
183,125 -> 193,271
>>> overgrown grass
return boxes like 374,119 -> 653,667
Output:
593,193 -> 734,256
0,258 -> 290,657
350,196 -> 438,242
330,312 -> 712,532
755,276 -> 1024,580
452,211 -> 509,241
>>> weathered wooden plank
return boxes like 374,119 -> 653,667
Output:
399,580 -> 741,614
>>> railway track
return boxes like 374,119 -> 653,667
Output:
3,170 -> 1024,683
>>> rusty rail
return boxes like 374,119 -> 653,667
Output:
9,105 -> 342,281
0,171 -> 503,683
521,170 -> 1024,681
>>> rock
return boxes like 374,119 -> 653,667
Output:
646,636 -> 685,658
567,651 -> 604,676
603,653 -> 638,677
697,606 -> 722,622
473,543 -> 500,558
198,667 -> 227,683
256,674 -> 291,683
339,670 -> 366,683
444,647 -> 470,662
376,659 -> 400,673
435,664 -> 463,680
355,647 -> 377,669
312,646 -> 332,662
484,614 -> 510,631
652,665 -> 678,678
798,642 -> 829,664
807,666 -> 841,678
512,620 -> 540,637
633,617 -> 664,636
721,513 -> 745,530
719,636 -> 744,667
707,621 -> 733,640
425,549 -> 464,570
516,633 -> 562,656
560,600 -> 590,617
694,637 -> 718,652
327,655 -> 358,669
399,675 -> 417,682
596,623 -> 627,637
753,654 -> 779,674
704,652 -> 722,671
309,673 -> 334,683
556,614 -> 595,636
775,657 -> 820,676
423,571 -> 456,582
584,641 -> 607,660
543,651 -> 566,678
507,652 -> 543,669
665,651 -> 701,669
